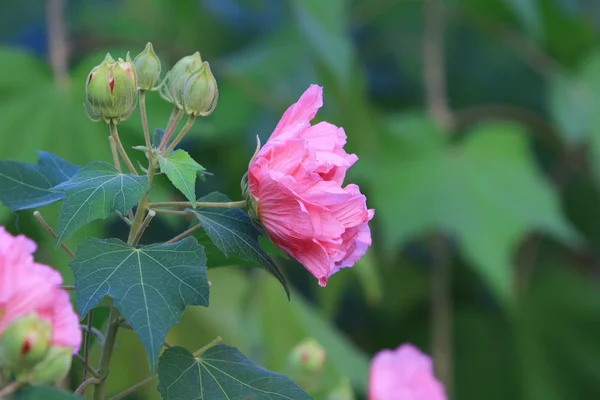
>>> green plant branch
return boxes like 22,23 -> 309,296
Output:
61,285 -> 75,291
127,161 -> 157,244
148,200 -> 247,209
166,223 -> 204,244
109,122 -> 138,175
82,310 -> 94,383
193,336 -> 223,357
139,91 -> 152,156
108,375 -> 158,400
163,115 -> 196,155
76,377 -> 101,396
131,209 -> 156,246
159,107 -> 184,152
108,135 -> 122,172
33,211 -> 75,258
93,305 -> 120,400
149,208 -> 191,216
75,354 -> 101,378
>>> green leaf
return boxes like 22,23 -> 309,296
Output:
0,151 -> 79,211
188,192 -> 290,299
366,116 -> 579,304
53,162 -> 148,244
70,237 -> 209,370
157,345 -> 312,400
292,0 -> 353,84
157,150 -> 205,206
16,385 -> 80,399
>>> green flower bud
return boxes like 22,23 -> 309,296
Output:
286,338 -> 327,392
85,52 -> 138,124
182,62 -> 218,116
0,312 -> 52,371
134,42 -> 161,91
159,52 -> 203,109
24,346 -> 72,385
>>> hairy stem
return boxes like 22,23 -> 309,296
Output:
93,305 -> 120,400
149,200 -> 247,209
109,122 -> 138,175
108,375 -> 157,400
140,91 -> 152,156
163,115 -> 196,155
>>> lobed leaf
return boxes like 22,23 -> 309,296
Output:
157,345 -> 312,400
70,237 -> 209,370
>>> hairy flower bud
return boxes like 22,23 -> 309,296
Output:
25,346 -> 72,385
134,42 -> 161,91
85,52 -> 138,124
160,52 -> 218,115
182,62 -> 218,116
0,312 -> 52,370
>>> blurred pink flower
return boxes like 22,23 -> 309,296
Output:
369,344 -> 446,400
248,84 -> 374,286
0,227 -> 81,353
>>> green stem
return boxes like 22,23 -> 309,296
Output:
158,108 -> 184,152
149,200 -> 247,209
131,210 -> 156,247
193,336 -> 223,357
163,115 -> 196,155
149,208 -> 190,216
166,223 -> 204,244
82,309 -> 94,382
140,91 -> 152,156
108,375 -> 157,400
109,123 -> 138,175
93,306 -> 120,400
127,162 -> 157,244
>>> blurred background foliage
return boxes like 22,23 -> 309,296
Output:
2,0 -> 600,399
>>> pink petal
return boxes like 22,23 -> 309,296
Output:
369,344 -> 447,400
270,85 -> 323,140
